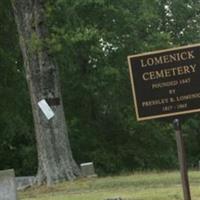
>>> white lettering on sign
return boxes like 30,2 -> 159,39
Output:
38,99 -> 55,120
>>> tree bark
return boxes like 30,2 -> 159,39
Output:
11,0 -> 80,185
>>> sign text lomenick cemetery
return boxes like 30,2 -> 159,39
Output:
128,44 -> 200,121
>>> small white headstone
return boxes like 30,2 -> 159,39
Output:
198,160 -> 200,170
80,162 -> 97,177
16,176 -> 35,190
0,169 -> 17,200
38,99 -> 55,120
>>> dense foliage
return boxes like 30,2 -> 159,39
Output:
0,0 -> 37,175
0,0 -> 199,176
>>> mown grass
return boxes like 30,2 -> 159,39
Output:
19,171 -> 200,200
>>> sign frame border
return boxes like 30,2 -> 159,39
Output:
128,43 -> 200,121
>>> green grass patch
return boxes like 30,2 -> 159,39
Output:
19,171 -> 200,200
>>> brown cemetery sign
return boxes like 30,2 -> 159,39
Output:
128,44 -> 200,121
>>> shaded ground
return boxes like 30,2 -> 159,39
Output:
20,171 -> 200,200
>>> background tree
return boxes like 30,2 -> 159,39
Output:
48,0 -> 200,173
0,0 -> 199,179
11,0 -> 80,185
0,0 -> 37,175
47,0 -> 177,173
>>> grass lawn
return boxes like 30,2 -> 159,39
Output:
19,171 -> 200,200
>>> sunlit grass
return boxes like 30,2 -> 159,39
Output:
19,171 -> 200,200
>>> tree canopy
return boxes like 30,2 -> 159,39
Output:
0,0 -> 200,176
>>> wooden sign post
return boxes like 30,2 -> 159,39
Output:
128,43 -> 200,200
173,119 -> 191,200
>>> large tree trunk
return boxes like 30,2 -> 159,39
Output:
11,0 -> 80,185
